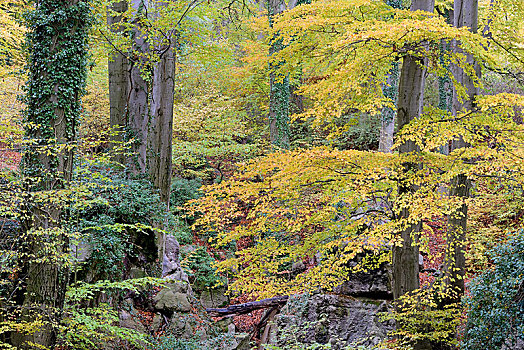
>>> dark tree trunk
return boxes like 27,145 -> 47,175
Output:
392,0 -> 435,302
392,53 -> 427,300
443,0 -> 480,305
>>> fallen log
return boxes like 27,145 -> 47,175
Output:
205,295 -> 288,317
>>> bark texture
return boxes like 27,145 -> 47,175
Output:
379,0 -> 402,153
391,0 -> 434,302
108,0 -> 175,203
443,0 -> 480,304
379,61 -> 399,153
127,0 -> 150,174
147,1 -> 175,203
108,0 -> 129,165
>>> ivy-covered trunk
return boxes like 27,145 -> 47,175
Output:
268,0 -> 290,149
443,0 -> 480,306
13,0 -> 90,347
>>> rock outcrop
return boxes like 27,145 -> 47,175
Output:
272,255 -> 393,349
275,293 -> 393,349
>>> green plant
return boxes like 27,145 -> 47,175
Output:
57,277 -> 166,349
181,247 -> 223,293
462,230 -> 524,350
71,160 -> 175,279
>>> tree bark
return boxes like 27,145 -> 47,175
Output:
108,0 -> 129,165
379,0 -> 402,153
379,61 -> 399,153
127,0 -> 150,174
206,296 -> 288,317
107,0 -> 177,269
392,0 -> 435,302
147,1 -> 175,204
443,0 -> 480,305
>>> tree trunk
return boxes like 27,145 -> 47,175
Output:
127,0 -> 150,174
13,0 -> 90,347
206,296 -> 289,317
392,53 -> 426,300
147,1 -> 175,204
379,61 -> 399,153
436,8 -> 454,155
443,0 -> 480,305
392,0 -> 435,302
379,0 -> 402,153
108,0 -> 129,165
268,0 -> 290,149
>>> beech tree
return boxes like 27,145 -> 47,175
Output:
107,0 -> 128,166
106,0 -> 178,203
391,0 -> 435,301
442,0 -> 480,306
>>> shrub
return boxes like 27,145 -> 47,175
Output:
462,230 -> 524,350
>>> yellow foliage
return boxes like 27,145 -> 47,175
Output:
192,92 -> 524,299
239,0 -> 499,138
0,0 -> 28,77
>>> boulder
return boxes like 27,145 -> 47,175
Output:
70,239 -> 92,263
151,313 -> 164,333
333,268 -> 391,299
154,290 -> 192,312
162,234 -> 181,277
333,251 -> 392,299
119,309 -> 147,334
129,267 -> 146,279
200,286 -> 229,309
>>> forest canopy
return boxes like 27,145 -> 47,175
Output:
0,0 -> 523,349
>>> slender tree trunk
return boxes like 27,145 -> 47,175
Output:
379,0 -> 402,153
443,0 -> 480,305
268,0 -> 290,149
379,61 -> 399,153
13,0 -> 90,347
437,8 -> 453,155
